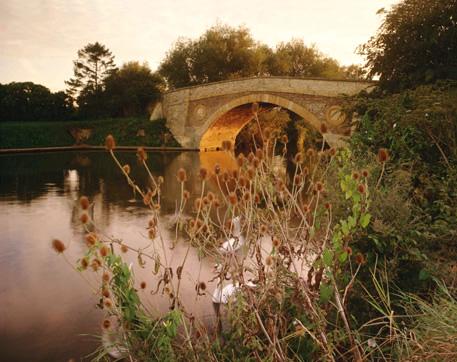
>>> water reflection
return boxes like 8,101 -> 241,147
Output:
0,150 -> 237,361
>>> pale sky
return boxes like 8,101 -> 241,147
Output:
0,0 -> 399,91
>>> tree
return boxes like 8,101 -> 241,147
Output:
359,0 -> 457,90
104,62 -> 164,117
66,42 -> 117,117
0,82 -> 73,122
159,25 -> 267,88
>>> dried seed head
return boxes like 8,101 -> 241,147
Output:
103,298 -> 113,309
202,196 -> 210,206
314,182 -> 324,193
272,237 -> 281,248
194,198 -> 202,210
242,192 -> 251,202
222,171 -> 230,183
199,167 -> 208,181
148,218 -> 157,228
294,152 -> 304,164
120,244 -> 129,253
213,198 -> 221,208
357,184 -> 366,194
79,196 -> 90,210
80,258 -> 89,270
293,175 -> 302,185
207,191 -> 215,202
255,148 -> 263,161
105,134 -> 115,150
148,228 -> 157,239
265,256 -> 274,266
102,288 -> 110,298
80,213 -> 89,224
352,171 -> 360,180
260,224 -> 268,235
85,233 -> 97,247
91,258 -> 101,271
228,192 -> 238,206
157,176 -> 164,184
254,193 -> 261,204
102,319 -> 111,329
362,169 -> 369,178
377,148 -> 389,163
198,281 -> 207,291
306,148 -> 315,158
137,147 -> 147,162
247,167 -> 255,180
281,135 -> 288,144
252,157 -> 260,169
140,281 -> 147,289
303,204 -> 310,213
102,272 -> 110,282
52,239 -> 66,253
177,168 -> 187,182
329,147 -> 337,157
122,164 -> 131,174
320,122 -> 328,134
355,253 -> 366,265
99,245 -> 110,258
345,246 -> 353,255
214,164 -> 221,175
325,202 -> 332,210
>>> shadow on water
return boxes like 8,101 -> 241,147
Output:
0,150 -> 239,361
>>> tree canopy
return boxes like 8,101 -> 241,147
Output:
159,25 -> 364,89
359,0 -> 457,91
0,82 -> 73,122
104,62 -> 164,117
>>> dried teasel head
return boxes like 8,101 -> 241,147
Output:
52,239 -> 66,253
294,152 -> 304,164
99,245 -> 110,258
183,190 -> 190,200
120,244 -> 129,253
255,148 -> 263,161
80,213 -> 89,224
228,192 -> 238,206
314,181 -> 324,193
357,184 -> 366,194
85,232 -> 97,247
377,148 -> 389,163
140,281 -> 147,289
102,319 -> 111,329
122,164 -> 131,174
137,147 -> 147,162
362,169 -> 369,178
199,167 -> 208,181
79,196 -> 90,210
281,135 -> 288,144
352,171 -> 360,180
177,168 -> 187,183
214,163 -> 221,175
105,134 -> 115,150
355,253 -> 366,265
320,122 -> 328,134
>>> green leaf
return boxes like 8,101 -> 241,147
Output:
419,269 -> 431,281
322,249 -> 333,267
319,283 -> 333,303
360,213 -> 371,228
339,251 -> 348,263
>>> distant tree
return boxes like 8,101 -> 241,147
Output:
268,40 -> 345,78
104,62 -> 164,117
159,25 -> 266,88
359,0 -> 457,90
66,42 -> 117,117
0,82 -> 73,122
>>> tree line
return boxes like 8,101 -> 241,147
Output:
1,0 -> 456,122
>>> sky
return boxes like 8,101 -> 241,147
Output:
0,0 -> 400,91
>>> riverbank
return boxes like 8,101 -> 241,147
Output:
0,117 -> 180,149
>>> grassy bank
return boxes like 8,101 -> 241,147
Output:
0,117 -> 180,149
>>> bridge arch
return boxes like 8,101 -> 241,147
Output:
199,93 -> 322,150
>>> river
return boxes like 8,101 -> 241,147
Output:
0,150 -> 240,361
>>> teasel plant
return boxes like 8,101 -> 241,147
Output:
52,109 -> 392,361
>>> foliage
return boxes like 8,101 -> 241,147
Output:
103,62 -> 164,117
159,24 -> 365,89
0,117 -> 179,149
359,0 -> 457,91
0,82 -> 74,122
66,42 -> 117,117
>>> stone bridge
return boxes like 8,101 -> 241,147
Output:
150,76 -> 374,150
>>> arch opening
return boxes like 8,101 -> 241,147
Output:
198,94 -> 323,151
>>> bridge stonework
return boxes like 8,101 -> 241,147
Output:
151,77 -> 374,150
